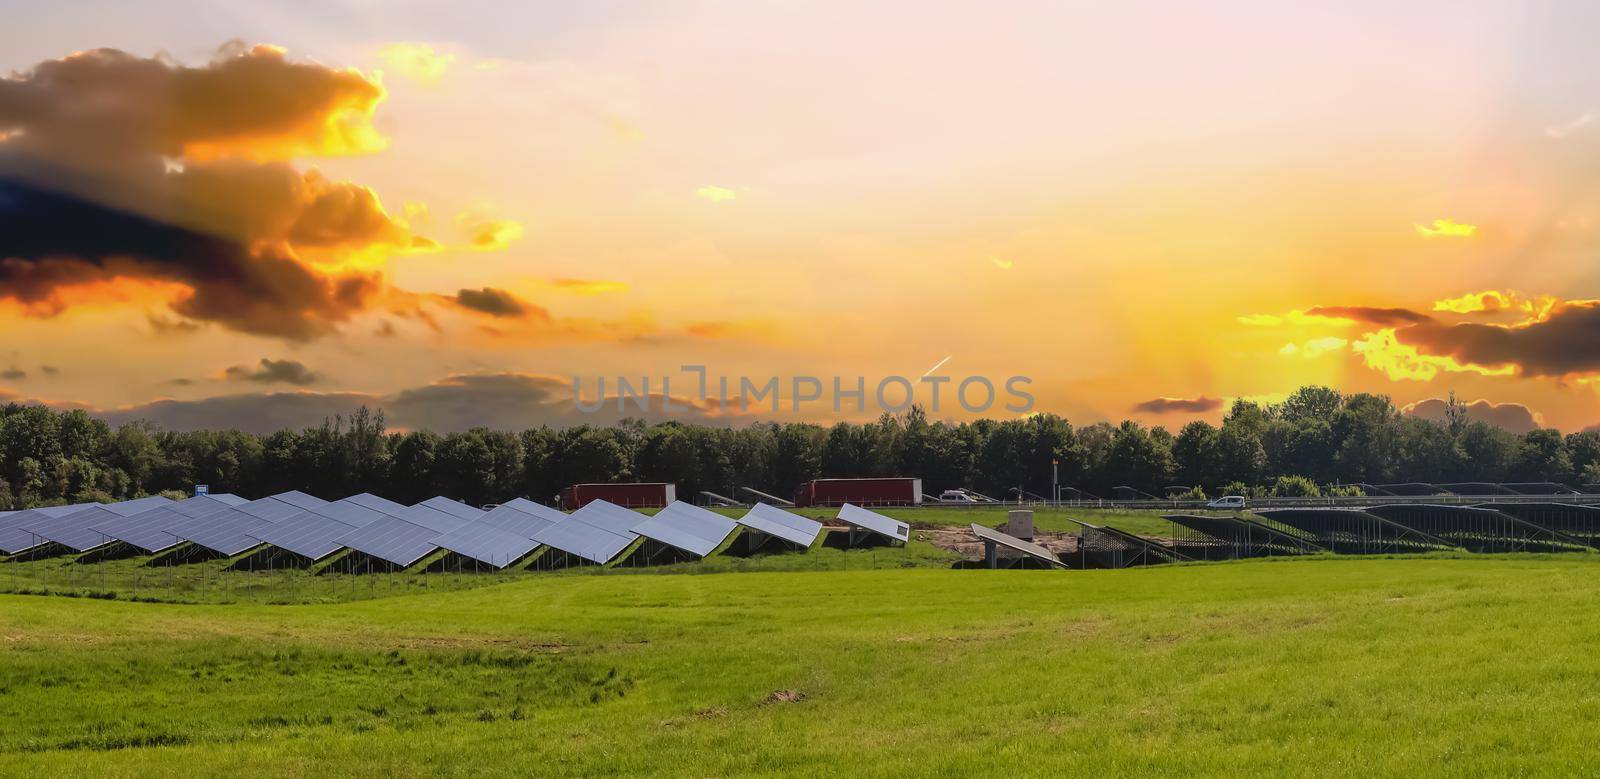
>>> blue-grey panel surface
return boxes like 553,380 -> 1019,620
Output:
336,517 -> 446,567
172,509 -> 274,556
475,502 -> 563,539
246,510 -> 363,562
569,499 -> 648,534
430,523 -> 541,568
269,490 -> 330,512
416,496 -> 485,521
91,496 -> 241,553
233,496 -> 313,522
499,498 -> 567,524
631,501 -> 737,558
20,505 -> 124,551
737,503 -> 822,548
969,523 -> 1065,567
0,503 -> 98,553
342,493 -> 409,516
838,503 -> 911,543
531,508 -> 636,564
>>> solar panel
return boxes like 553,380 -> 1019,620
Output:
172,507 -> 281,556
970,523 -> 1065,568
569,499 -> 648,534
316,499 -> 389,528
737,503 -> 823,548
431,522 -> 541,569
837,503 -> 911,543
532,504 -> 638,564
0,503 -> 98,554
342,492 -> 409,516
336,516 -> 449,567
631,501 -> 737,558
268,490 -> 330,512
234,496 -> 314,522
245,510 -> 365,562
499,497 -> 567,524
475,502 -> 564,538
18,496 -> 175,552
416,496 -> 486,521
392,504 -> 472,534
91,496 -> 243,553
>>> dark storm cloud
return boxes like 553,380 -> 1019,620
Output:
1395,302 -> 1600,377
0,44 -> 425,340
1131,396 -> 1223,414
0,178 -> 381,340
72,373 -> 746,434
224,358 -> 320,385
454,287 -> 546,319
1306,306 -> 1435,327
1404,398 -> 1543,434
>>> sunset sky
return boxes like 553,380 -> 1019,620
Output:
3,1 -> 1600,433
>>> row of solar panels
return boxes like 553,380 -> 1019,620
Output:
0,493 -> 912,570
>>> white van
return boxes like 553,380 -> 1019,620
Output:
1206,495 -> 1247,510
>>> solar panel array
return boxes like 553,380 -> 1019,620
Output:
18,495 -> 175,552
737,503 -> 823,549
0,503 -> 98,554
90,495 -> 246,553
533,499 -> 641,564
243,497 -> 390,563
417,496 -> 486,521
337,515 -> 456,568
632,501 -> 738,558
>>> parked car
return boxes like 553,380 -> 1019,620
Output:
939,489 -> 978,503
1206,495 -> 1247,510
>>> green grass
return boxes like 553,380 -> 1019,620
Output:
5,554 -> 1600,775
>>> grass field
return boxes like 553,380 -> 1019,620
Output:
4,554 -> 1600,775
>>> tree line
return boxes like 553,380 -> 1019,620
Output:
1,386 -> 1597,509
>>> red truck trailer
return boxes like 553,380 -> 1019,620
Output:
793,477 -> 923,508
560,483 -> 677,510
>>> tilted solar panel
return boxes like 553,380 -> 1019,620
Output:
316,500 -> 387,528
416,496 -> 485,521
838,503 -> 910,543
0,503 -> 98,554
342,492 -> 409,516
91,497 -> 241,553
337,517 -> 447,567
430,522 -> 541,568
737,503 -> 823,548
234,496 -> 314,522
268,490 -> 330,512
21,505 -> 127,552
569,499 -> 648,534
499,498 -> 567,525
970,523 -> 1065,568
631,501 -> 737,558
172,508 -> 274,556
532,515 -> 636,564
475,502 -> 563,539
393,504 -> 472,535
246,510 -> 363,562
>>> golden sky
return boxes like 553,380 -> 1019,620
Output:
2,2 -> 1599,432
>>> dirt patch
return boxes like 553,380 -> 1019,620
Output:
917,527 -> 1080,558
765,689 -> 808,704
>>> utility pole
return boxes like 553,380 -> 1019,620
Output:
1052,458 -> 1059,504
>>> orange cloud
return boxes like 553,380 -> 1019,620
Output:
378,42 -> 455,86
455,210 -> 524,250
1413,218 -> 1477,238
549,278 -> 629,295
